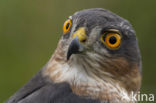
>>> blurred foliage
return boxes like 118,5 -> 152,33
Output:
0,0 -> 156,102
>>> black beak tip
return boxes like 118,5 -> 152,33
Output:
66,37 -> 82,60
67,51 -> 72,60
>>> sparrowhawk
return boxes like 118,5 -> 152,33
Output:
6,8 -> 142,103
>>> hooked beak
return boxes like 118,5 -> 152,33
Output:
67,27 -> 87,60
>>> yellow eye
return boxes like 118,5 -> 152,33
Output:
101,32 -> 121,49
63,19 -> 72,34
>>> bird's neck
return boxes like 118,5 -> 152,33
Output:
43,41 -> 140,103
43,57 -> 137,103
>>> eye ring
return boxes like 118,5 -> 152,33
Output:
100,31 -> 121,49
63,19 -> 72,34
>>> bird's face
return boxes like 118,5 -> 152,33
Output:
61,9 -> 140,65
52,8 -> 141,92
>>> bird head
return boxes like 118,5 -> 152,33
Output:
60,9 -> 141,66
45,8 -> 142,100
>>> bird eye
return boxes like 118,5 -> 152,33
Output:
63,19 -> 72,34
100,32 -> 121,49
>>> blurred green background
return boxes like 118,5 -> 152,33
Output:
0,0 -> 156,102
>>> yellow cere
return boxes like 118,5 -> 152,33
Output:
72,27 -> 87,42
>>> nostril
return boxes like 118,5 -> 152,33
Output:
81,39 -> 87,43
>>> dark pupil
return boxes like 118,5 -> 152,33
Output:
66,23 -> 70,30
109,36 -> 117,44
